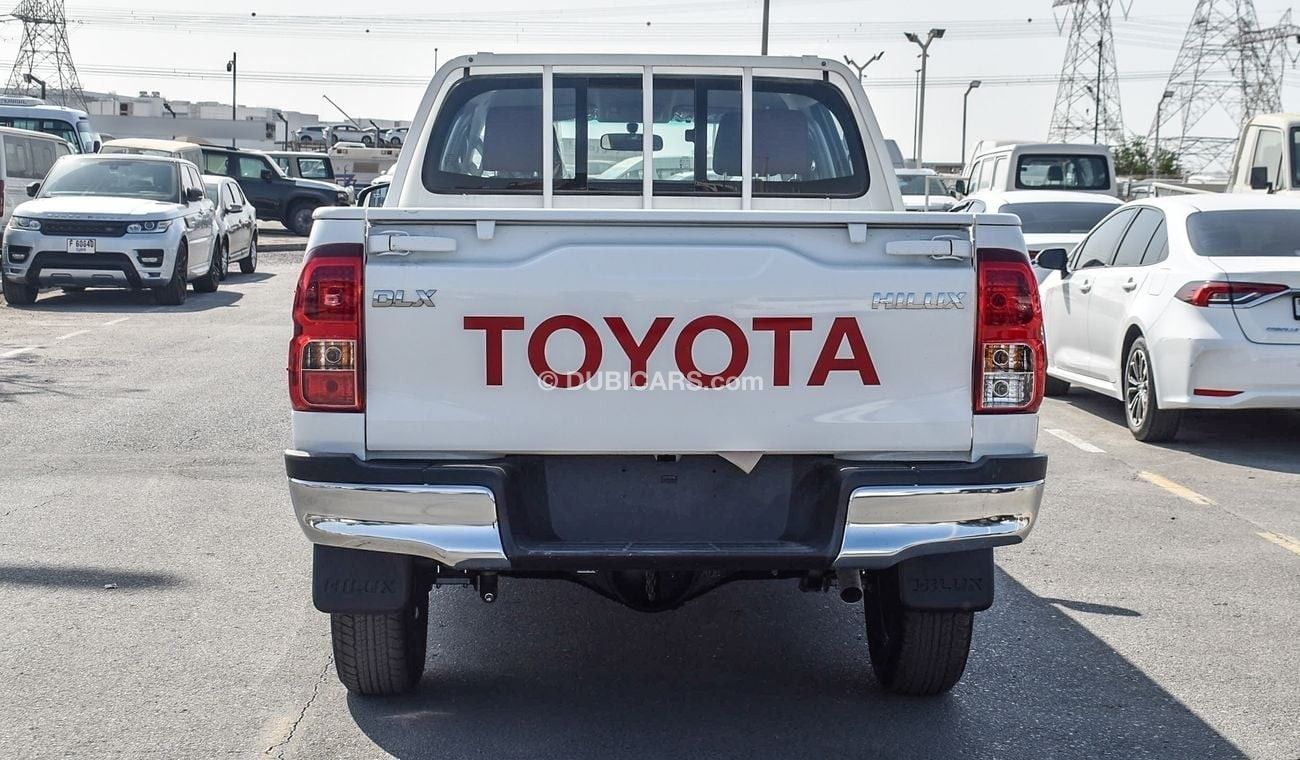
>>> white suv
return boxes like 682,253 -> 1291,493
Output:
2,154 -> 218,305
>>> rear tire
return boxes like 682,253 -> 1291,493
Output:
1044,375 -> 1071,397
238,236 -> 258,274
1123,337 -> 1181,442
152,244 -> 188,306
216,240 -> 229,281
286,202 -> 317,237
864,569 -> 973,696
330,580 -> 430,696
2,279 -> 38,305
192,243 -> 221,293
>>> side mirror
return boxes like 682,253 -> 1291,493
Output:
1036,248 -> 1069,273
92,140 -> 102,153
185,187 -> 205,203
226,203 -> 243,214
261,169 -> 274,181
953,179 -> 967,196
1249,166 -> 1272,191
26,181 -> 40,198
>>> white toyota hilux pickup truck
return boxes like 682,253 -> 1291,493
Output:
286,54 -> 1047,698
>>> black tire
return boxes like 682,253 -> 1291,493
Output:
1123,337 -> 1182,442
330,581 -> 429,696
389,137 -> 402,148
286,202 -> 317,237
362,135 -> 374,147
1045,375 -> 1071,397
216,240 -> 230,281
238,236 -> 258,274
864,569 -> 973,696
2,278 -> 38,305
192,242 -> 221,293
153,244 -> 188,306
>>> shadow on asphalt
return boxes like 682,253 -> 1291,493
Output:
10,288 -> 245,314
226,271 -> 276,284
1056,389 -> 1300,475
344,569 -> 1243,760
0,563 -> 183,590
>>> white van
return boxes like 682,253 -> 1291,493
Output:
0,96 -> 99,154
0,126 -> 75,226
960,141 -> 1117,198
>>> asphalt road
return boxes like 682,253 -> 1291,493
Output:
1,257 -> 1297,759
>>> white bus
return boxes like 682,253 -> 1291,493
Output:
0,96 -> 99,154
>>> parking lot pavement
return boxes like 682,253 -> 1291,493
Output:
1,257 -> 1296,759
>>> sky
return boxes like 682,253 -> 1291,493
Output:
2,0 -> 1298,162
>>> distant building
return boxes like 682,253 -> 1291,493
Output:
79,90 -> 403,150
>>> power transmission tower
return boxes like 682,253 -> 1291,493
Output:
1048,0 -> 1126,146
1152,1 -> 1297,176
5,0 -> 87,109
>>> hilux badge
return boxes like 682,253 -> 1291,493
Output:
372,289 -> 437,307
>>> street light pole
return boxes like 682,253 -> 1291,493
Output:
761,0 -> 770,54
905,28 -> 945,207
23,73 -> 46,100
226,52 -> 238,148
1153,89 -> 1175,179
961,80 -> 982,167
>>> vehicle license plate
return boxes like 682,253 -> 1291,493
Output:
67,239 -> 96,254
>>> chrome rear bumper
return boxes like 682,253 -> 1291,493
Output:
288,455 -> 1044,570
833,481 -> 1042,566
289,479 -> 509,569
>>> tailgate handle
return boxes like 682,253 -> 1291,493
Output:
368,233 -> 457,255
884,239 -> 973,259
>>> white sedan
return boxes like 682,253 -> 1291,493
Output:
952,190 -> 1121,266
1037,194 -> 1300,441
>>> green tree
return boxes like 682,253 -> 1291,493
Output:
1112,136 -> 1180,178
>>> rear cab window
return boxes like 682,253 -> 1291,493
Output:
421,74 -> 868,197
1187,209 -> 1300,256
1016,154 -> 1111,191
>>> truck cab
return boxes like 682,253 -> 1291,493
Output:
1227,113 -> 1300,195
960,141 -> 1118,198
287,54 -> 1046,700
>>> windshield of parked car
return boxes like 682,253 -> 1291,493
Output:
897,174 -> 948,195
1186,210 -> 1300,257
999,201 -> 1118,234
40,158 -> 179,201
1015,154 -> 1110,191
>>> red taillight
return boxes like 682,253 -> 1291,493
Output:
975,248 -> 1045,414
1175,280 -> 1288,307
289,243 -> 364,412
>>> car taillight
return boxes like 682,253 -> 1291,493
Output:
1174,280 -> 1288,307
289,243 -> 363,412
975,248 -> 1045,414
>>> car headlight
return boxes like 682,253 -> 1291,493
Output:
8,216 -> 41,231
126,219 -> 173,234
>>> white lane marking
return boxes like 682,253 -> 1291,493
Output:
55,329 -> 89,341
1,346 -> 37,358
1257,531 -> 1300,558
1044,428 -> 1106,453
101,317 -> 130,326
1138,471 -> 1216,506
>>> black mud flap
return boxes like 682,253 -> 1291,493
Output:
896,549 -> 995,612
312,545 -> 412,614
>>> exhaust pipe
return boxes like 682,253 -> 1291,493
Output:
836,569 -> 863,603
475,572 -> 498,603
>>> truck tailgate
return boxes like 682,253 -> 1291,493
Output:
362,210 -> 977,455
